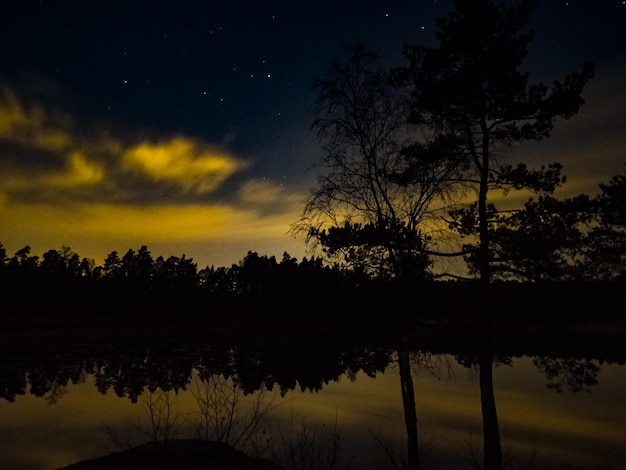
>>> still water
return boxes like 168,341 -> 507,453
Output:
1,335 -> 625,470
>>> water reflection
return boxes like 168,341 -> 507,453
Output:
0,325 -> 625,469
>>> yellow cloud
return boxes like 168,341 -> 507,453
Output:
0,91 -> 306,266
0,152 -> 104,192
123,138 -> 246,194
0,89 -> 73,152
0,197 -> 305,266
47,152 -> 104,187
0,93 -> 245,199
0,89 -> 106,196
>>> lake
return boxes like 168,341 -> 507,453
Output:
1,316 -> 625,469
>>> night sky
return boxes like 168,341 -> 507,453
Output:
1,0 -> 625,268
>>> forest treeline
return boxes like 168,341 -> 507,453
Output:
0,243 -> 324,294
0,243 -> 360,317
1,241 -> 623,322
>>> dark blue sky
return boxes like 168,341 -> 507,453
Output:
1,0 -> 625,267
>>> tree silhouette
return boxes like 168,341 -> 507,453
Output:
391,1 -> 593,468
394,0 -> 593,283
580,164 -> 626,280
454,192 -> 596,281
153,255 -> 198,291
599,163 -> 626,227
103,250 -> 123,279
121,245 -> 154,286
198,265 -> 239,294
9,245 -> 39,274
236,251 -> 278,295
298,44 -> 458,281
41,246 -> 82,278
0,242 -> 7,268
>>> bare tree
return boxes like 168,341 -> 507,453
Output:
190,373 -> 278,456
141,388 -> 181,452
273,407 -> 346,470
297,43 -> 458,280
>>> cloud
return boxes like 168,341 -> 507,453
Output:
1,152 -> 104,194
0,91 -> 250,205
0,90 -> 306,266
0,198 -> 305,266
508,58 -> 626,198
0,90 -> 303,261
122,138 -> 247,194
0,89 -> 107,199
49,152 -> 104,187
237,178 -> 303,213
0,88 -> 73,153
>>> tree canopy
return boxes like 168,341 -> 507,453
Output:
301,0 -> 603,286
393,0 -> 594,284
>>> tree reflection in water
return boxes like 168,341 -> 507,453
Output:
0,323 -> 624,469
532,357 -> 600,394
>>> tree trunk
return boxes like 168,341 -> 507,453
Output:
479,346 -> 502,470
476,123 -> 502,470
399,334 -> 420,470
478,120 -> 491,286
478,281 -> 502,470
